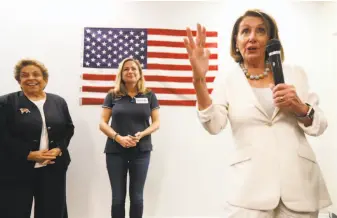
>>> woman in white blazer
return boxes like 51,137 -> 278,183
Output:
183,9 -> 331,218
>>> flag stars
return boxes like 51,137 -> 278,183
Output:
83,28 -> 149,68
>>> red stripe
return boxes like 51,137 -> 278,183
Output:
148,28 -> 218,37
81,98 -> 197,106
147,52 -> 218,59
148,40 -> 217,48
82,86 -> 213,94
82,74 -> 215,83
147,64 -> 218,71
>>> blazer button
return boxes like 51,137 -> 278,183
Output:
33,139 -> 38,142
50,140 -> 54,144
47,127 -> 51,130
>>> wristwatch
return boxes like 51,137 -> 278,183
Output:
297,103 -> 315,120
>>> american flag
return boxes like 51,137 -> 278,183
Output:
80,27 -> 218,106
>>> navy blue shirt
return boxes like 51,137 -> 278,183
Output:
103,91 -> 159,153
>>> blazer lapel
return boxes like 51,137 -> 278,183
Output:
17,91 -> 41,123
235,66 -> 270,120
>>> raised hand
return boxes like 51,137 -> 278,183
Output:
183,23 -> 211,80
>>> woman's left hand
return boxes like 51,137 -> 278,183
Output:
271,83 -> 308,116
133,131 -> 144,142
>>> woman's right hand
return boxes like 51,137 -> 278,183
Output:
115,135 -> 137,148
27,149 -> 56,162
183,23 -> 211,79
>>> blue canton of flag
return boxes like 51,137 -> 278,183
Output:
83,28 -> 148,69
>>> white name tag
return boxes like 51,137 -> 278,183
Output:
135,97 -> 148,104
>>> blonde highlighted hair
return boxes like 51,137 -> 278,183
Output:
110,57 -> 149,96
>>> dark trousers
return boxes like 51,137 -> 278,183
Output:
106,151 -> 151,218
0,166 -> 67,218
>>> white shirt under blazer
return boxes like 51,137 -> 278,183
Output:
197,64 -> 332,212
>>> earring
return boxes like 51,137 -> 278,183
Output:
236,48 -> 239,53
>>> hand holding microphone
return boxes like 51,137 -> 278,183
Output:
267,39 -> 307,115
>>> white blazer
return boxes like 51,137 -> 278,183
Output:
197,64 -> 332,212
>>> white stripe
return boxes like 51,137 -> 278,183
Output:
81,80 -> 215,89
268,51 -> 281,56
82,69 -> 218,77
147,46 -> 218,54
148,34 -> 218,43
147,58 -> 217,65
80,92 -> 198,101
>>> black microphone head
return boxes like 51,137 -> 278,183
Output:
266,39 -> 282,54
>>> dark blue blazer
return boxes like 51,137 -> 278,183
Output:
0,91 -> 74,182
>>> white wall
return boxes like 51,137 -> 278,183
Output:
0,1 -> 336,217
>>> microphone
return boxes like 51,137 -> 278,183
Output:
266,39 -> 284,85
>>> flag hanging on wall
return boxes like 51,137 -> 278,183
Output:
80,27 -> 218,106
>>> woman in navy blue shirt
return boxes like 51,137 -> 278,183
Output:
99,57 -> 160,218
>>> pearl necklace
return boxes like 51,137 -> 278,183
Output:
240,62 -> 270,80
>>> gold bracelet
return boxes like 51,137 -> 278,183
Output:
113,133 -> 119,141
